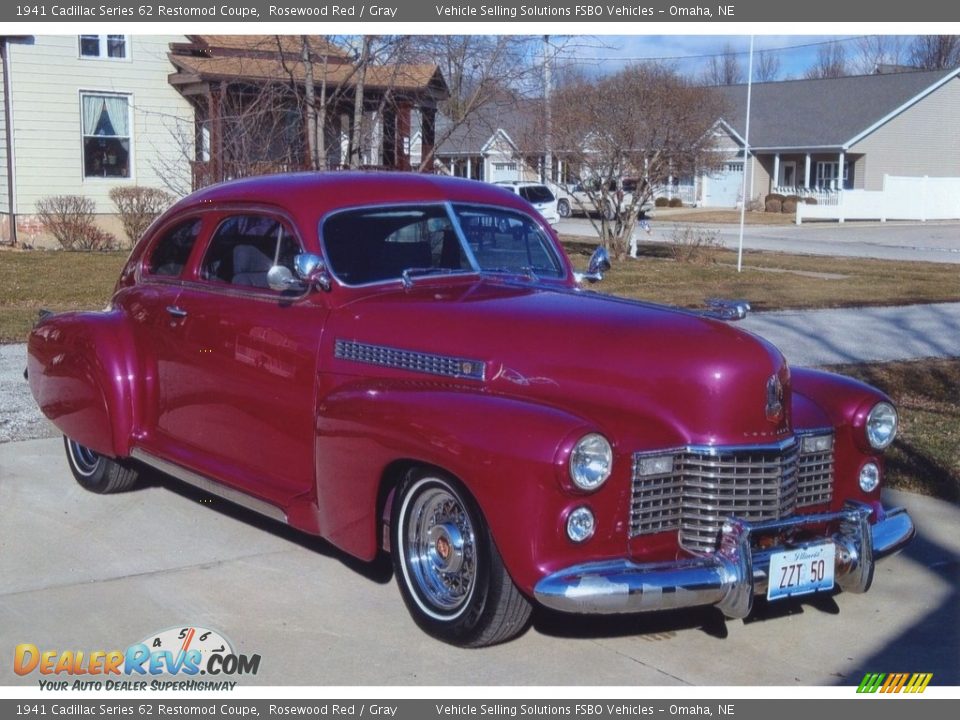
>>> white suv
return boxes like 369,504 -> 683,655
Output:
494,181 -> 560,226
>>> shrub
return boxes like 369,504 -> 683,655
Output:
746,198 -> 764,212
668,197 -> 683,208
804,197 -> 818,205
766,193 -> 786,202
35,195 -> 116,250
110,186 -> 173,245
655,196 -> 670,207
785,194 -> 802,203
765,198 -> 782,213
782,199 -> 798,213
669,223 -> 722,265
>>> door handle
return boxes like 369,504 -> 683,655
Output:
165,305 -> 188,318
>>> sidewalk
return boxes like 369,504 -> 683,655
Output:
3,301 -> 960,442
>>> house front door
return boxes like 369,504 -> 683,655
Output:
780,161 -> 797,189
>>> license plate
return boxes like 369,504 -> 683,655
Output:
767,543 -> 836,601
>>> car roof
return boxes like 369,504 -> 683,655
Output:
170,172 -> 533,224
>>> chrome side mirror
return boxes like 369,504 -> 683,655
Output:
267,265 -> 306,293
294,253 -> 331,292
704,298 -> 751,321
575,246 -> 611,284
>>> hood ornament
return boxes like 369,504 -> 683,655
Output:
766,375 -> 784,423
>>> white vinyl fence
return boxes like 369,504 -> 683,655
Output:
796,175 -> 960,224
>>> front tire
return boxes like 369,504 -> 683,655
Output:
392,469 -> 531,647
64,436 -> 139,494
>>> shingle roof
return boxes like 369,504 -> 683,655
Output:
169,53 -> 444,92
435,98 -> 542,155
182,35 -> 351,59
714,67 -> 959,150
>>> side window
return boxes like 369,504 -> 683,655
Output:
323,206 -> 466,286
199,214 -> 300,290
145,218 -> 202,277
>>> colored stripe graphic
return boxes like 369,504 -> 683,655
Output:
857,672 -> 932,694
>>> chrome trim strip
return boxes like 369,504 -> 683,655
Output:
534,502 -> 914,616
130,449 -> 288,524
334,339 -> 486,381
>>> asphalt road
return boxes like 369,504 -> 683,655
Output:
1,437 -> 957,686
556,217 -> 960,264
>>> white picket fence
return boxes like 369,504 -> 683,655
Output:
796,175 -> 960,224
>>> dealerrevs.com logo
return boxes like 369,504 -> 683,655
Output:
14,626 -> 261,691
857,672 -> 934,694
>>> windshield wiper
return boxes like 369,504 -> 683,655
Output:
400,267 -> 475,289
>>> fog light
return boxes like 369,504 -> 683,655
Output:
859,462 -> 880,493
636,454 -> 674,477
566,506 -> 596,543
801,434 -> 833,454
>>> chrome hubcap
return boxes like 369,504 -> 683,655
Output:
405,484 -> 476,614
68,439 -> 100,476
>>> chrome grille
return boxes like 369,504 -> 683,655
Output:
797,448 -> 834,507
334,340 -> 485,380
630,435 -> 835,554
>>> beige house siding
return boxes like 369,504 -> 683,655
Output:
0,48 -> 9,222
7,35 -> 191,221
851,76 -> 960,190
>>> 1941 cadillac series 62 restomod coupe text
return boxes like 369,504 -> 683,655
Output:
27,173 -> 915,647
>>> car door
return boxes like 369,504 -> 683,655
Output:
153,209 -> 327,504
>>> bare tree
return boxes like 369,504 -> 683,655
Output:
909,35 -> 960,70
549,64 -> 726,259
852,36 -> 907,74
702,43 -> 743,86
804,43 -> 849,79
412,35 -> 538,171
753,51 -> 781,82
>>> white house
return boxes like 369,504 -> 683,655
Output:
0,34 -> 193,246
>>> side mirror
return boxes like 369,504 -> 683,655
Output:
293,253 -> 332,292
267,265 -> 306,293
575,246 -> 611,285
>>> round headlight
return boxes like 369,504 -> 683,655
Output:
859,462 -> 880,493
569,433 -> 613,491
566,506 -> 596,543
866,402 -> 898,450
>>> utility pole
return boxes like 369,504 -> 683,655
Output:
543,35 -> 553,184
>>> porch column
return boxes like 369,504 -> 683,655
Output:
339,113 -> 351,168
449,159 -> 455,175
837,151 -> 845,190
773,153 -> 780,191
207,82 -> 223,187
804,153 -> 811,189
394,101 -> 412,171
418,107 -> 436,173
466,156 -> 472,179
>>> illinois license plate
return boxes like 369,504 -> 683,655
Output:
767,543 -> 836,601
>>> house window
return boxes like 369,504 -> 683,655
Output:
79,35 -> 129,59
815,161 -> 851,190
81,93 -> 131,178
493,162 -> 517,171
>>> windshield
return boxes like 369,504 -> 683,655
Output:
320,203 -> 565,286
452,204 -> 565,279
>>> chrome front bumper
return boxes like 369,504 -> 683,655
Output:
533,503 -> 915,618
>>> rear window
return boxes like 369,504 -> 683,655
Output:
518,185 -> 555,204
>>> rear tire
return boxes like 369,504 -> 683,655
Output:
64,436 -> 139,494
557,199 -> 571,218
392,469 -> 531,647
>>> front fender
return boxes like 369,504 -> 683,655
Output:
313,381 -> 625,594
27,311 -> 138,458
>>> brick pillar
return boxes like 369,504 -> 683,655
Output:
395,102 -> 412,171
419,106 -> 436,173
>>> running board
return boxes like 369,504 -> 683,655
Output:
130,448 -> 288,524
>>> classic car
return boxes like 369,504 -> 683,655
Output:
27,172 -> 915,647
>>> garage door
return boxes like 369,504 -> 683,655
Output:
488,161 -> 519,184
702,161 -> 743,207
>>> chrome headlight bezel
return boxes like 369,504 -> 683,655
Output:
568,433 -> 613,491
866,402 -> 898,450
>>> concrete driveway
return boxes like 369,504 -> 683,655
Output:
556,217 -> 960,264
1,437 -> 957,687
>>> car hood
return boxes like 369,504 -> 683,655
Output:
325,279 -> 791,448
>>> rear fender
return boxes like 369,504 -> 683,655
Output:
27,311 -> 138,458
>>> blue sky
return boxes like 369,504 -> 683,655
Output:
553,35 -> 914,81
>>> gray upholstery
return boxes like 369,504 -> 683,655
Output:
232,245 -> 273,288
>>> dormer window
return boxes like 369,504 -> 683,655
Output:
79,35 -> 128,60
